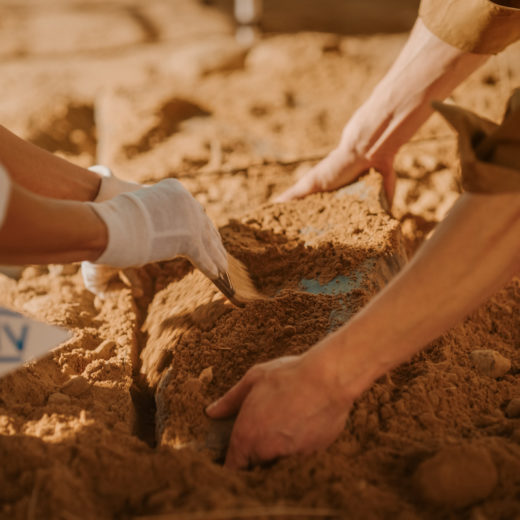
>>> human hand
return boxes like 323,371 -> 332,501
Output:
205,354 -> 352,469
275,143 -> 395,203
276,18 -> 489,205
89,178 -> 227,279
81,165 -> 142,297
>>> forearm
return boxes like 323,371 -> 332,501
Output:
0,125 -> 101,201
343,19 -> 489,163
0,181 -> 107,264
308,191 -> 520,401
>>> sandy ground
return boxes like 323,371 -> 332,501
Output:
0,1 -> 519,519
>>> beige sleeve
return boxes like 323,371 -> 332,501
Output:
420,0 -> 520,54
433,89 -> 520,193
0,164 -> 12,229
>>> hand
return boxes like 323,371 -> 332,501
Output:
89,178 -> 228,279
206,354 -> 352,469
275,143 -> 395,203
276,18 -> 489,204
81,166 -> 141,297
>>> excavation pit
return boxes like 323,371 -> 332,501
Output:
140,171 -> 407,456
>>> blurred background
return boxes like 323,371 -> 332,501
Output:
0,0 -> 516,232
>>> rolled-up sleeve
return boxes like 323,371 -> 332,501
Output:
0,164 -> 12,229
434,89 -> 520,193
420,0 -> 520,54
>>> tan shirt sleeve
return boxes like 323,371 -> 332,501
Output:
420,0 -> 520,54
433,89 -> 520,194
0,164 -> 12,229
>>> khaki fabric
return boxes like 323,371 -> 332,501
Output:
420,0 -> 520,54
433,89 -> 520,193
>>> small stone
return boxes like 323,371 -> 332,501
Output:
506,398 -> 520,418
282,325 -> 296,336
470,349 -> 511,378
47,392 -> 71,405
94,339 -> 116,360
198,366 -> 213,385
414,444 -> 498,508
60,375 -> 90,397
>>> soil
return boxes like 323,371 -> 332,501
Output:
0,1 -> 519,519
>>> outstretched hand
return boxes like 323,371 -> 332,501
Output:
206,354 -> 351,469
275,143 -> 395,204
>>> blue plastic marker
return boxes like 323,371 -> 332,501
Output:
0,306 -> 71,378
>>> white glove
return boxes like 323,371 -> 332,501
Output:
88,178 -> 228,279
81,166 -> 141,297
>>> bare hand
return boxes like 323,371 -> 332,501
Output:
275,145 -> 395,203
205,355 -> 351,469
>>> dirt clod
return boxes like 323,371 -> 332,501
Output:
199,366 -> 214,385
47,392 -> 72,405
470,349 -> 511,378
94,340 -> 116,360
415,444 -> 498,508
60,375 -> 90,397
506,398 -> 520,418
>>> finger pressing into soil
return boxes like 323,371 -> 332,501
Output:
206,376 -> 253,418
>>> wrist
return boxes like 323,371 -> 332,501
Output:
302,317 -> 397,407
89,165 -> 141,202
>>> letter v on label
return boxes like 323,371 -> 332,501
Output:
3,324 -> 28,352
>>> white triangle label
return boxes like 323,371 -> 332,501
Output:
0,307 -> 71,378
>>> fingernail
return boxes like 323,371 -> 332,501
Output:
206,400 -> 219,414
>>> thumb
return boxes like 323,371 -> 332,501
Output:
206,373 -> 255,419
274,172 -> 317,203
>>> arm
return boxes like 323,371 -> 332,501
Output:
207,189 -> 520,468
0,125 -> 101,201
277,18 -> 489,203
0,180 -> 107,264
0,169 -> 227,283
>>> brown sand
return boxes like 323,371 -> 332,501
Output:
0,1 -> 520,519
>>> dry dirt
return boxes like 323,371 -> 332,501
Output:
0,1 -> 519,519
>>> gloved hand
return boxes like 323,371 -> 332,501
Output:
88,178 -> 228,280
81,166 -> 142,297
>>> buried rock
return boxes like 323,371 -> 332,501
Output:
506,398 -> 520,418
140,171 -> 407,454
414,444 -> 498,508
470,349 -> 511,378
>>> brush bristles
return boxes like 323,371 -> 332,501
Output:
227,254 -> 264,303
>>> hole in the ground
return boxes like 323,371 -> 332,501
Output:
28,103 -> 97,159
123,97 -> 211,159
130,374 -> 157,448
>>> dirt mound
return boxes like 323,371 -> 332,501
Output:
140,172 -> 405,457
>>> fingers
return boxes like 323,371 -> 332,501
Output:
81,262 -> 119,297
206,372 -> 256,419
225,427 -> 253,470
275,172 -> 317,203
205,221 -> 228,273
192,245 -> 221,280
191,219 -> 228,280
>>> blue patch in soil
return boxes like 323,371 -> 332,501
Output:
299,258 -> 376,331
